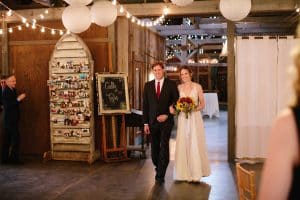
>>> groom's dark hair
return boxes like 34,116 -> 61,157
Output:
151,61 -> 165,69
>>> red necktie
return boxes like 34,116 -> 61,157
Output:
156,81 -> 160,99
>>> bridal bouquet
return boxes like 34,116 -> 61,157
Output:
175,97 -> 196,119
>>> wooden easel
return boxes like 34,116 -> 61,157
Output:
101,114 -> 128,162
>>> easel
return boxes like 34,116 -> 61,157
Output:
101,114 -> 128,162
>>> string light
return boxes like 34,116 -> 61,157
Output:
111,1 -> 167,28
0,1 -> 167,35
0,2 -> 65,36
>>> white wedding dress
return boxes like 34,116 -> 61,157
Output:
173,84 -> 211,181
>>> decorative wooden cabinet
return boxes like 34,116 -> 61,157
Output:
47,33 -> 98,163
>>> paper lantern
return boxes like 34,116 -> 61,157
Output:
64,0 -> 93,6
219,0 -> 251,21
171,0 -> 193,7
62,5 -> 91,33
91,1 -> 117,27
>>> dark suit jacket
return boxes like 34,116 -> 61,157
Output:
2,86 -> 20,126
0,87 -> 2,112
143,78 -> 179,126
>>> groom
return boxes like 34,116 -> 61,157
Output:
143,62 -> 179,184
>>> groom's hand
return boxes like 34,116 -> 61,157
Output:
157,114 -> 168,123
144,124 -> 150,134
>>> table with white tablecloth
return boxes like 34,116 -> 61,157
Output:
201,93 -> 220,118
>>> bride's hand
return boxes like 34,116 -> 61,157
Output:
194,105 -> 201,111
169,105 -> 175,114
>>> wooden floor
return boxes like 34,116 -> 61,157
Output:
0,111 -> 262,200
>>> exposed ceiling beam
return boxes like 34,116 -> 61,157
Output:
166,63 -> 227,67
166,38 -> 226,46
159,29 -> 227,36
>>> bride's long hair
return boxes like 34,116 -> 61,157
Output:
291,45 -> 300,106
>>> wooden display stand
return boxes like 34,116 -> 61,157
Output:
101,114 -> 128,162
45,33 -> 99,164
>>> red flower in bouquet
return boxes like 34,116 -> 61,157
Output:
175,97 -> 196,119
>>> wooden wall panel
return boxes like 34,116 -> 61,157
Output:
10,44 -> 53,155
86,42 -> 109,73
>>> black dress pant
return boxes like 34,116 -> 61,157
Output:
150,120 -> 173,180
2,123 -> 20,162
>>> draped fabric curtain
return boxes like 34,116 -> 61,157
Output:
277,37 -> 299,111
235,36 -> 298,159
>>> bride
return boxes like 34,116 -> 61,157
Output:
170,66 -> 211,182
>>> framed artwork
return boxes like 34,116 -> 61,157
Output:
96,73 -> 130,114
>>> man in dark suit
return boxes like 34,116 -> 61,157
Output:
2,75 -> 26,164
143,62 -> 179,184
0,75 -> 5,111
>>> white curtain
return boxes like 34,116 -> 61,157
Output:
235,36 -> 299,159
236,36 -> 277,159
277,37 -> 299,111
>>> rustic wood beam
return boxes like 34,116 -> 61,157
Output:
166,38 -> 226,45
159,29 -> 227,36
227,20 -> 236,162
166,62 -> 227,67
1,19 -> 9,75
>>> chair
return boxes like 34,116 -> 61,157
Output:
236,163 -> 256,200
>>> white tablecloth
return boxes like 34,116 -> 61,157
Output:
202,93 -> 219,118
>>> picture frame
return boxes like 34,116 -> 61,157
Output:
96,73 -> 130,114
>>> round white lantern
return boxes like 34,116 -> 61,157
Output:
171,0 -> 193,7
219,0 -> 251,21
91,1 -> 117,27
62,5 -> 91,33
64,0 -> 93,6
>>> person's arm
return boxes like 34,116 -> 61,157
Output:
142,83 -> 150,134
258,110 -> 298,200
195,84 -> 205,111
2,89 -> 19,109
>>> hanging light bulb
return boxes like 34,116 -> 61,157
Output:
60,30 -> 64,35
51,29 -> 56,35
32,24 -> 36,29
25,23 -> 30,28
18,25 -> 22,31
8,28 -> 13,33
22,17 -> 27,23
40,27 -> 45,32
45,9 -> 49,14
112,0 -> 117,5
163,7 -> 169,15
40,14 -> 44,19
0,29 -> 3,34
6,10 -> 12,16
120,6 -> 124,13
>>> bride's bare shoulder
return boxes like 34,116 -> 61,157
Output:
193,82 -> 203,90
178,84 -> 183,90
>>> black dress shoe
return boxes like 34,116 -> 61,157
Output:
10,160 -> 24,165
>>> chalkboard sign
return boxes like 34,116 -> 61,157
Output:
96,73 -> 130,114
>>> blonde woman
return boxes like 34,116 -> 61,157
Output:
258,45 -> 300,199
